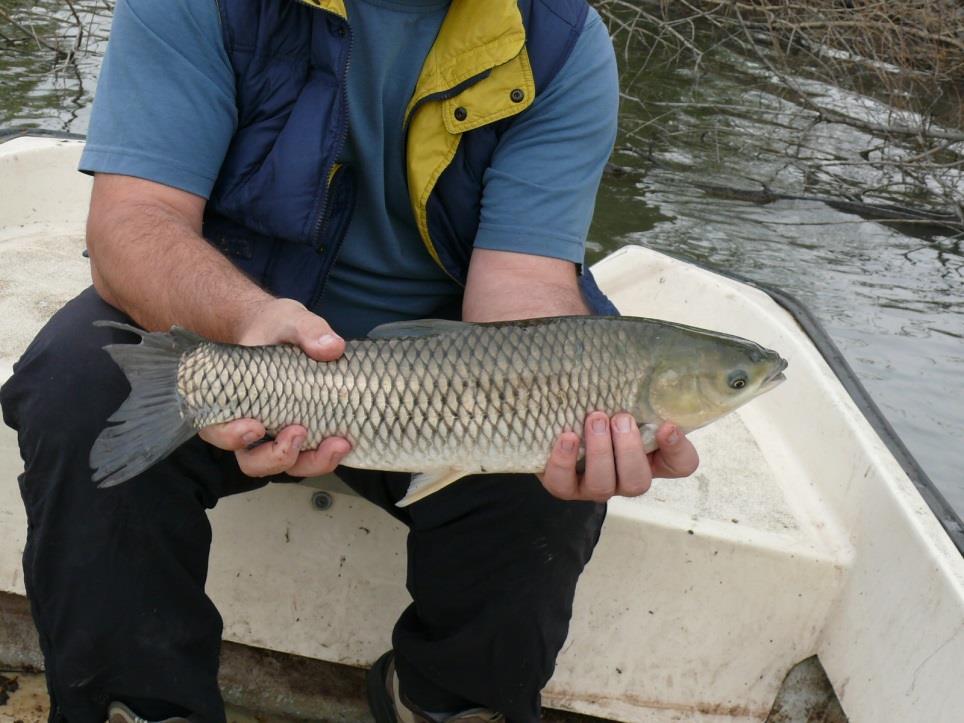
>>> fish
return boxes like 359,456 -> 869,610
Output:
89,316 -> 787,506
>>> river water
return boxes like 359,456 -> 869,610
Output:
1,1 -> 962,518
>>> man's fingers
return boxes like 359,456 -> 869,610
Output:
287,437 -> 352,477
292,312 -> 345,362
611,413 -> 652,497
539,432 -> 581,500
235,425 -> 307,477
581,412 -> 616,501
649,423 -> 700,479
199,418 -> 266,451
202,421 -> 352,478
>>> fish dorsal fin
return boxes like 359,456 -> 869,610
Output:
368,319 -> 470,340
93,321 -> 207,350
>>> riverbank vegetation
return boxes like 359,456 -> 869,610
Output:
596,0 -> 964,236
0,0 -> 109,65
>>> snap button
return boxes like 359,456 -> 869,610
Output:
454,107 -> 468,122
510,89 -> 525,103
328,18 -> 346,38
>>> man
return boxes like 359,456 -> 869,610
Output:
0,0 -> 699,721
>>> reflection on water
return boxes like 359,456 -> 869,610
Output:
1,1 -> 962,515
0,0 -> 109,131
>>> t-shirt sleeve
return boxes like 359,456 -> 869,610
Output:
78,0 -> 236,199
473,7 -> 618,263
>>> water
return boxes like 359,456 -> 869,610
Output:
2,2 -> 962,517
0,0 -> 107,131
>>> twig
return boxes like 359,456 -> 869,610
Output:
0,7 -> 62,54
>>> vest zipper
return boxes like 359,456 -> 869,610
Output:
309,19 -> 353,252
306,17 -> 353,309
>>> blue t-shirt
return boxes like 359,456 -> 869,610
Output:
80,0 -> 619,338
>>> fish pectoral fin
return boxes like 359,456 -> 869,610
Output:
397,468 -> 467,507
640,423 -> 660,454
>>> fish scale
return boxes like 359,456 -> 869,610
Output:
90,316 -> 787,506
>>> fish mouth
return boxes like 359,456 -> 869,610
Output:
762,372 -> 786,391
761,357 -> 788,391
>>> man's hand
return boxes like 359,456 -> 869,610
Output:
198,298 -> 351,478
540,415 -> 699,502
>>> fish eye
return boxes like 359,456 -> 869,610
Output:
728,371 -> 748,390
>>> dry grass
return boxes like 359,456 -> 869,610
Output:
723,0 -> 964,81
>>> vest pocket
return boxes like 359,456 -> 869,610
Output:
202,212 -> 276,288
201,211 -> 343,307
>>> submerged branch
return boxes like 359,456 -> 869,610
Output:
0,7 -> 62,54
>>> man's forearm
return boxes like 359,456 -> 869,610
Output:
462,248 -> 590,322
87,175 -> 273,341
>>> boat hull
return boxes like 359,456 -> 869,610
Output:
1,135 -> 962,722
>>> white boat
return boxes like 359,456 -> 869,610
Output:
1,132 -> 962,723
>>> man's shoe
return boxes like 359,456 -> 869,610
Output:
366,651 -> 504,723
106,701 -> 189,723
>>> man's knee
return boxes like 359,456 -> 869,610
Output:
1,286 -> 130,445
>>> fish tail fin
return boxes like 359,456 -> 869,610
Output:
90,321 -> 204,488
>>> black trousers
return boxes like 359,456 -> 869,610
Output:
0,288 -> 606,723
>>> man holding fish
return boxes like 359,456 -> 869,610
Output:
0,1 -> 705,722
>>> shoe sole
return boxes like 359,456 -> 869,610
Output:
366,651 -> 398,723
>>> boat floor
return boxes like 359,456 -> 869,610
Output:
0,670 -> 605,723
0,661 -> 843,723
0,670 -> 319,723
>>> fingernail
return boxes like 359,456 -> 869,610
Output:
614,415 -> 632,433
317,333 -> 341,350
242,431 -> 261,446
591,417 -> 608,434
561,438 -> 576,454
667,426 -> 680,445
292,434 -> 306,451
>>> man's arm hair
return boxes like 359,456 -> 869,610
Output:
86,173 -> 274,341
462,248 -> 590,322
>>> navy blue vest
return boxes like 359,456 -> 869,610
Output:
203,0 -> 616,319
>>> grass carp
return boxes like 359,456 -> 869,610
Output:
90,316 -> 787,506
